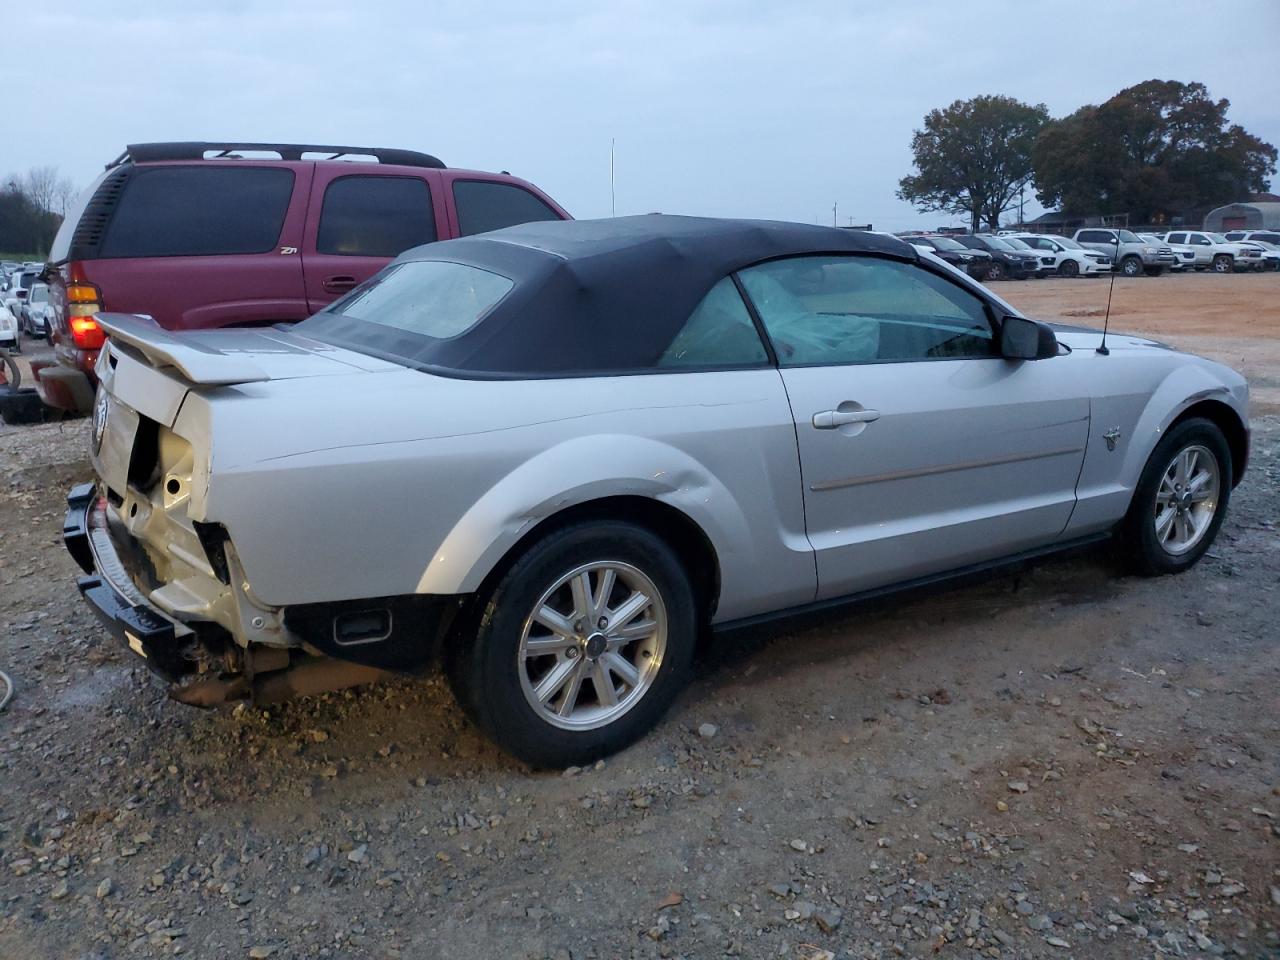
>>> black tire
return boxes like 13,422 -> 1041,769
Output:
1116,418 -> 1232,576
1120,256 -> 1143,277
446,521 -> 697,768
1211,255 -> 1233,274
984,261 -> 1004,281
1058,259 -> 1080,278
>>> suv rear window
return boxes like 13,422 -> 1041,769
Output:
316,175 -> 436,257
453,181 -> 561,237
99,166 -> 294,258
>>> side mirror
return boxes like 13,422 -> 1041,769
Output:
1000,315 -> 1058,360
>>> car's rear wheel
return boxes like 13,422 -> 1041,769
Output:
1058,259 -> 1079,278
1118,418 -> 1231,576
446,521 -> 696,768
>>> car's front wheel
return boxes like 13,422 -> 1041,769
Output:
447,521 -> 696,767
1058,259 -> 1079,278
1118,418 -> 1232,576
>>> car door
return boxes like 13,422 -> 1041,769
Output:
301,168 -> 448,312
737,254 -> 1090,599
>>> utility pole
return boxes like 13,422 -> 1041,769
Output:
1018,184 -> 1025,226
833,202 -> 838,227
610,138 -> 616,218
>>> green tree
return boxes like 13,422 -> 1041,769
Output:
1032,80 -> 1277,223
898,95 -> 1050,232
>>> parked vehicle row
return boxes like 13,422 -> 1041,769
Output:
903,232 -> 1111,281
970,228 -> 1279,278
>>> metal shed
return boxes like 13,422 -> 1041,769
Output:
1202,201 -> 1280,231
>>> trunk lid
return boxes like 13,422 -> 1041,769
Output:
96,313 -> 401,386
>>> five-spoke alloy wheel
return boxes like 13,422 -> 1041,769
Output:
518,561 -> 667,730
1120,417 -> 1231,575
447,521 -> 695,768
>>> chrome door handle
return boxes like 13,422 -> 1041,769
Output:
812,408 -> 880,429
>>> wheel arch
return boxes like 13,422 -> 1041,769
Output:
1167,399 -> 1248,487
472,495 -> 722,625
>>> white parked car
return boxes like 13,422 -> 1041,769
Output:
66,217 -> 1250,766
1,268 -> 41,319
1233,240 -> 1280,271
20,282 -> 52,338
1007,234 -> 1111,277
1222,229 -> 1280,247
1146,235 -> 1203,272
1162,231 -> 1266,273
0,303 -> 19,353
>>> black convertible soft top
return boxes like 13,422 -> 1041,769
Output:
299,215 -> 918,377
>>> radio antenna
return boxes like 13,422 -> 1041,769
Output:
1097,221 -> 1120,355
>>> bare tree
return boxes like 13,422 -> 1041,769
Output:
51,174 -> 78,216
23,165 -> 61,213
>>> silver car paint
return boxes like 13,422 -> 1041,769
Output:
93,291 -> 1248,649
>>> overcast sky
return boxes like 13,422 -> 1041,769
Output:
7,0 -> 1279,231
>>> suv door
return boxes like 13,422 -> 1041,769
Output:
301,168 -> 447,312
737,254 -> 1089,598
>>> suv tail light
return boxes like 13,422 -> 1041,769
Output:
66,281 -> 105,349
70,315 -> 106,350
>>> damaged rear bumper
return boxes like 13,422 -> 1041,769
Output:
64,482 -> 196,681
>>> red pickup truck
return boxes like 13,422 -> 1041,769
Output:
36,141 -> 571,413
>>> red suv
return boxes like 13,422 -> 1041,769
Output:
36,141 -> 571,412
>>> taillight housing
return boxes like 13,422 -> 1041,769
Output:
65,281 -> 105,350
70,315 -> 106,350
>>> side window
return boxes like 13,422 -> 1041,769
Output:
453,180 -> 561,237
316,176 -> 436,257
657,277 -> 768,369
1077,231 -> 1106,243
1190,234 -> 1210,246
1167,233 -> 1185,244
100,166 -> 295,258
739,256 -> 994,366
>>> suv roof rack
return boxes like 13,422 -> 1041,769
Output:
108,142 -> 446,170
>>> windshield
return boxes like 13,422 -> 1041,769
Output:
981,236 -> 1015,251
1053,236 -> 1082,249
1002,238 -> 1033,250
30,286 -> 48,303
312,260 -> 512,339
1207,233 -> 1230,243
1117,230 -> 1142,243
927,236 -> 966,251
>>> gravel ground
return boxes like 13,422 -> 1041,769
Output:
1,280 -> 1278,959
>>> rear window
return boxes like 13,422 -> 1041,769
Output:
316,175 -> 436,257
99,166 -> 294,258
453,180 -> 561,237
301,260 -> 513,346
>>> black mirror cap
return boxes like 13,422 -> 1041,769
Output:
1000,314 -> 1059,360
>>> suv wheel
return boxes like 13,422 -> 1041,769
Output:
447,521 -> 696,767
1117,418 -> 1231,576
1120,256 -> 1143,277
1211,254 -> 1233,274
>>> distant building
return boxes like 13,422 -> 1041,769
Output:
1202,200 -> 1280,232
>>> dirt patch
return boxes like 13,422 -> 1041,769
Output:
1,295 -> 1278,958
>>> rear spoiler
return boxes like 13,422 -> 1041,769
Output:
96,313 -> 270,385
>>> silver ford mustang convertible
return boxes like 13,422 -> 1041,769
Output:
65,216 -> 1249,766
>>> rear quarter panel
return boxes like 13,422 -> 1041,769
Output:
179,368 -> 815,622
